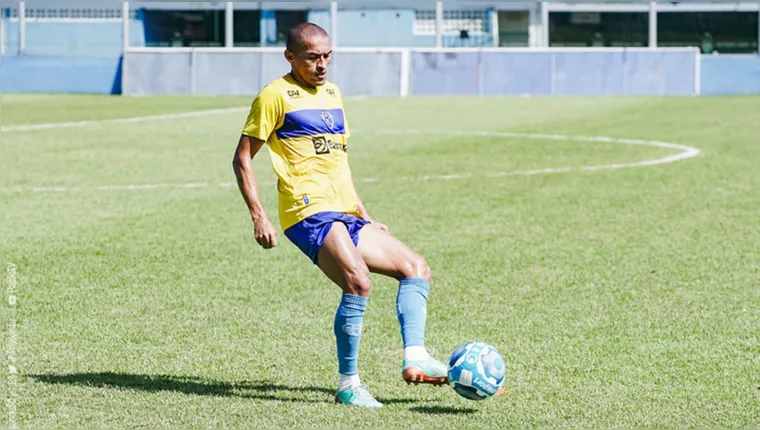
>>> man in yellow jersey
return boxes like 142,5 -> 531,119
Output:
232,23 -> 447,408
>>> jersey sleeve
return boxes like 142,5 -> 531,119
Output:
241,85 -> 283,141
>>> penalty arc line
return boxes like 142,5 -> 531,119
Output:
372,129 -> 701,182
0,129 -> 701,194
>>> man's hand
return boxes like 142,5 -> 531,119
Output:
368,218 -> 389,234
253,217 -> 278,249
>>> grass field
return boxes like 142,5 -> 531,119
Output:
1,94 -> 759,428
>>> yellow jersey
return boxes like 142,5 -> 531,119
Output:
241,74 -> 360,230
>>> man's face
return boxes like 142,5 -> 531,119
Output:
286,35 -> 332,87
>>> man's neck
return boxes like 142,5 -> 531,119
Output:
289,72 -> 316,90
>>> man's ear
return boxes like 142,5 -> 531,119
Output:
284,49 -> 294,62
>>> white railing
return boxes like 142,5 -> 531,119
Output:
7,7 -> 137,20
6,2 -> 760,54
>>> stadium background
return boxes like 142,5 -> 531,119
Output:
1,1 -> 760,428
0,0 -> 758,95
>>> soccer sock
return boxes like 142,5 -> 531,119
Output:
334,293 -> 367,386
338,374 -> 361,392
396,278 -> 430,358
404,345 -> 429,361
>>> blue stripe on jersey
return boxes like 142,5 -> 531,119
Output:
276,108 -> 346,140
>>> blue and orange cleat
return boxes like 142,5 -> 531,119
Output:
403,356 -> 508,396
334,384 -> 383,408
402,356 -> 449,386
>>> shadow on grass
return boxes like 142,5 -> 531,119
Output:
29,372 -> 414,405
409,406 -> 477,415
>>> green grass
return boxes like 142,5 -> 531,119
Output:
1,95 -> 759,428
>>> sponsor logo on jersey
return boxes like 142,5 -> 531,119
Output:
311,136 -> 347,154
312,136 -> 330,154
287,89 -> 301,98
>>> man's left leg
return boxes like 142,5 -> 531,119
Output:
356,223 -> 448,386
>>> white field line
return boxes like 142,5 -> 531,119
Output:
0,96 -> 367,133
0,181 -> 266,193
0,107 -> 250,132
0,119 -> 701,193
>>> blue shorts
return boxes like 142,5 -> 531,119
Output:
284,211 -> 370,265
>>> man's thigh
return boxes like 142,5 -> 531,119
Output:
317,222 -> 369,291
357,223 -> 424,280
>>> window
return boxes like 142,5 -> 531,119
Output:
141,10 -> 225,48
658,12 -> 759,54
549,12 -> 649,47
414,10 -> 487,35
273,10 -> 308,46
498,10 -> 530,47
233,10 -> 261,47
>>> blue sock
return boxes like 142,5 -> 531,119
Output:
334,294 -> 367,376
396,278 -> 430,348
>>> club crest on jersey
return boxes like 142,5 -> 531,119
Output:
321,111 -> 335,130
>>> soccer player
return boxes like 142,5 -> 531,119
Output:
231,23 -> 447,408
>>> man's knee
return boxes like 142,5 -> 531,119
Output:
344,262 -> 372,296
401,254 -> 431,282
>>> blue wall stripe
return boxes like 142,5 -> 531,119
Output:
701,56 -> 760,95
0,55 -> 123,94
4,54 -> 760,96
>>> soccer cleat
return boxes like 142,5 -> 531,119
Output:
334,384 -> 383,408
402,356 -> 448,386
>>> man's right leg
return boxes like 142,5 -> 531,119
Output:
317,222 -> 382,408
356,223 -> 448,386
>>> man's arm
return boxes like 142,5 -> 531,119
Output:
232,134 -> 278,249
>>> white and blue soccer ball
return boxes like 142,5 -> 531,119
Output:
447,342 -> 506,401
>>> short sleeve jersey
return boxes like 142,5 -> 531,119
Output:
242,74 -> 360,230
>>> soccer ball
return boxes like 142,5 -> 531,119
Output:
447,342 -> 506,400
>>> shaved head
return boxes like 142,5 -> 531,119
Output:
284,22 -> 332,88
286,23 -> 330,54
